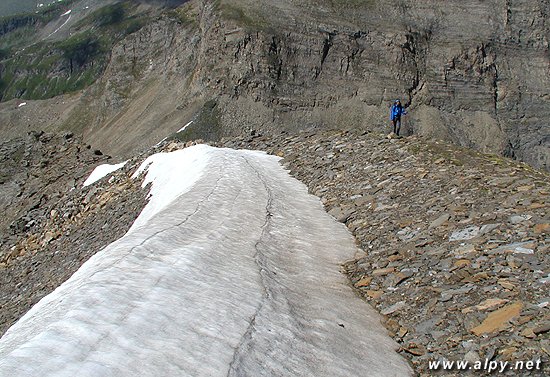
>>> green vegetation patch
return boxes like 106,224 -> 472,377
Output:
0,29 -> 108,101
57,31 -> 105,67
0,1 -> 151,102
78,2 -> 147,35
166,2 -> 199,28
87,3 -> 126,27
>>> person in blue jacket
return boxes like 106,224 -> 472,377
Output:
390,99 -> 407,136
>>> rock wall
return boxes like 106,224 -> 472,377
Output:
195,0 -> 549,170
32,0 -> 548,170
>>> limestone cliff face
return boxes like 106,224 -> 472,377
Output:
13,0 -> 548,170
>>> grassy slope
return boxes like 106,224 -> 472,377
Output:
0,1 -> 150,102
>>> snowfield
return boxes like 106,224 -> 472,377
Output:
83,161 -> 128,187
0,145 -> 411,376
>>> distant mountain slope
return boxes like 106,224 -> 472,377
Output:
0,1 -> 73,18
0,1 -> 147,103
0,1 -> 39,18
0,0 -> 548,172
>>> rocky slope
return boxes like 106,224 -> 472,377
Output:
1,130 -> 548,375
214,130 -> 549,376
0,132 -> 148,335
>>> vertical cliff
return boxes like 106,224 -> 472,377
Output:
1,0 -> 548,170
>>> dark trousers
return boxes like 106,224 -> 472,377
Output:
392,117 -> 401,135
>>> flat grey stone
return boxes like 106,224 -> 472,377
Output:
509,215 -> 532,224
449,226 -> 480,242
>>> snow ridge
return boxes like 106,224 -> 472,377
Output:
0,145 -> 411,377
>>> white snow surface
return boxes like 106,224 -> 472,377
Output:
177,120 -> 193,133
153,136 -> 167,147
129,146 -> 210,231
0,145 -> 412,377
83,161 -> 128,187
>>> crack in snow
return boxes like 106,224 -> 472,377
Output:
226,155 -> 275,377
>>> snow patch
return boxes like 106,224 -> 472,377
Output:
46,13 -> 72,39
177,121 -> 193,133
17,102 -> 27,108
61,9 -> 72,16
154,137 -> 167,147
83,161 -> 128,187
129,144 -> 212,231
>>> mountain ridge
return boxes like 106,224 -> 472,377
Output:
1,2 -> 549,375
0,129 -> 548,375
